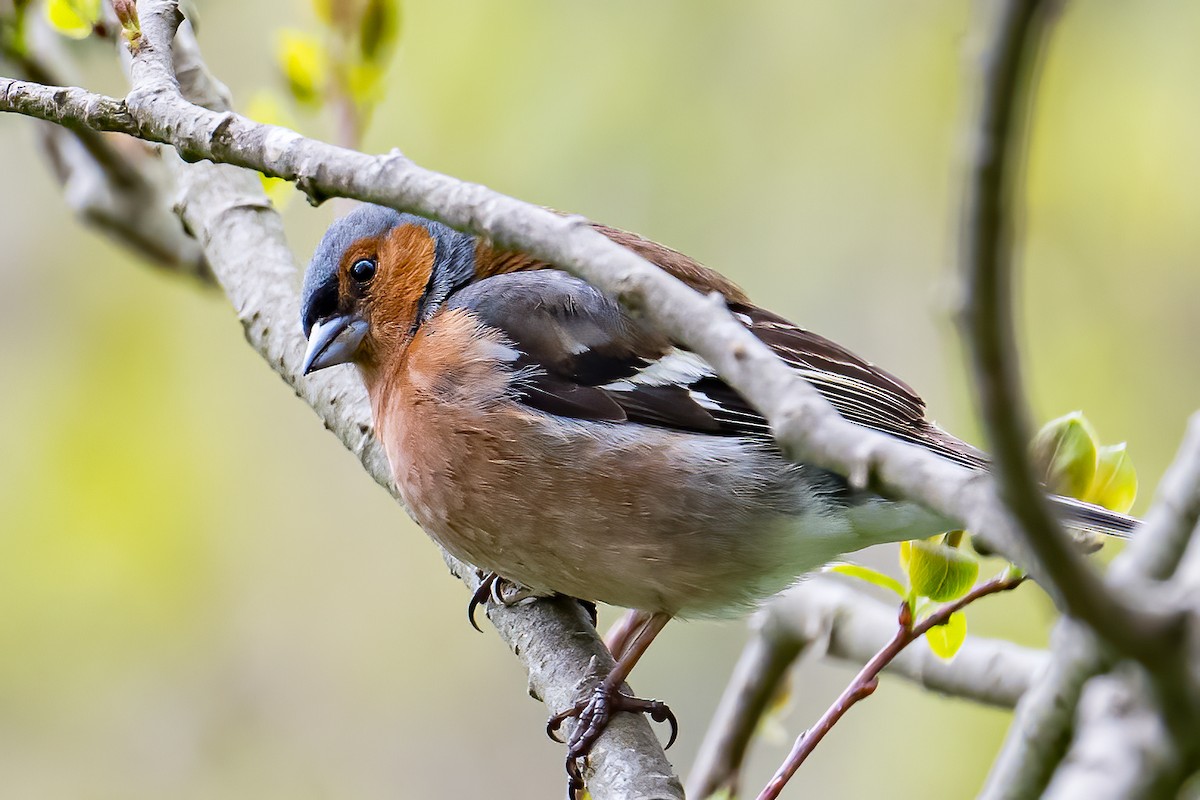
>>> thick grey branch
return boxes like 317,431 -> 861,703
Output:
0,74 -> 1040,591
127,12 -> 683,800
977,622 -> 1105,800
1042,671 -> 1183,800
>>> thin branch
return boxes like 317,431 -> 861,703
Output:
686,603 -> 812,800
687,577 -> 1045,799
0,18 -> 207,277
3,20 -> 143,188
786,578 -> 1044,705
958,0 -> 1180,663
755,574 -> 1026,800
0,73 -> 1087,601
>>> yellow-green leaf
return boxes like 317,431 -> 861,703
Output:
276,30 -> 329,106
358,0 -> 401,64
1084,443 -> 1138,514
826,563 -> 906,598
1031,411 -> 1099,500
906,539 -> 979,602
925,611 -> 967,660
45,0 -> 101,39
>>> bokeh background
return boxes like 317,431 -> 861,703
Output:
2,1 -> 1199,797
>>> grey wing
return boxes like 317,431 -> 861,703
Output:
447,271 -> 987,468
446,271 -> 732,432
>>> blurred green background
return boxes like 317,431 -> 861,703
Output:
2,1 -> 1199,797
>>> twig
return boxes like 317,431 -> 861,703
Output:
756,574 -> 1026,800
0,18 -> 208,276
687,577 -> 1046,798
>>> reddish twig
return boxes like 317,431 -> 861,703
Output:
756,573 -> 1026,800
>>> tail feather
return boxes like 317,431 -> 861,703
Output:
1050,495 -> 1138,539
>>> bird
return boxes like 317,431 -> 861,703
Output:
299,203 -> 1136,796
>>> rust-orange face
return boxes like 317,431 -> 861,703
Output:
300,205 -> 478,375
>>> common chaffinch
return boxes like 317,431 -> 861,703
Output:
299,204 -> 1134,795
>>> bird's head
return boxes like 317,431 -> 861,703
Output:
300,204 -> 478,375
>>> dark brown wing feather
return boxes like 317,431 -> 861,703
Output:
590,224 -> 751,303
730,304 -> 988,468
473,221 -> 751,303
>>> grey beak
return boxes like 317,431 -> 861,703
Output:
302,313 -> 369,375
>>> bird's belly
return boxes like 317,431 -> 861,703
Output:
383,403 -> 894,616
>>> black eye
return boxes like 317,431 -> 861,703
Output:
350,258 -> 376,283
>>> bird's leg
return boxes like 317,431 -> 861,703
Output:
547,611 -> 675,799
603,609 -> 655,661
467,571 -> 539,632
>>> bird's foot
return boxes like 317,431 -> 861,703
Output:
467,572 -> 538,632
546,681 -> 678,798
468,572 -> 598,632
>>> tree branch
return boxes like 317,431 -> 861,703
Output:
959,0 -> 1181,665
0,17 -> 207,277
756,574 -> 1026,800
0,61 -> 1081,613
687,576 -> 1046,798
116,11 -> 683,800
1042,671 -> 1183,800
979,411 -> 1200,800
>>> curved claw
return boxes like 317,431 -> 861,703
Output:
546,701 -> 585,743
467,573 -> 500,633
645,700 -> 679,750
565,757 -> 586,799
